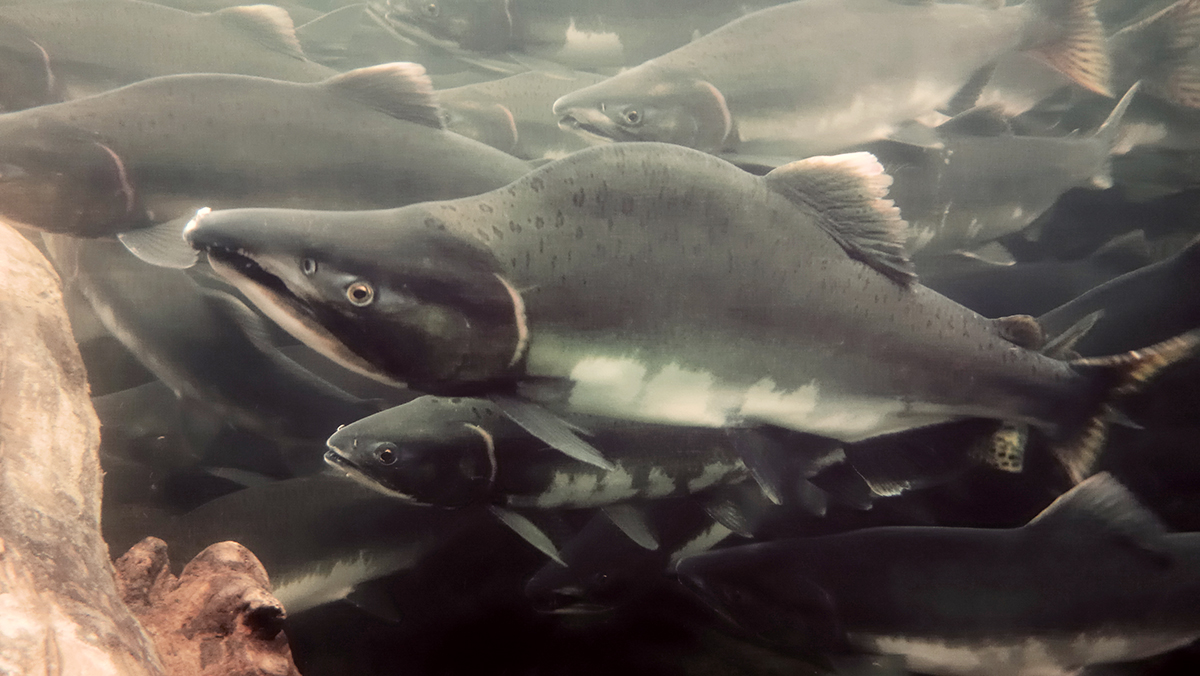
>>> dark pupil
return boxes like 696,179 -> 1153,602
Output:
302,258 -> 316,275
377,447 -> 396,464
352,287 -> 368,300
425,3 -> 438,15
625,110 -> 639,124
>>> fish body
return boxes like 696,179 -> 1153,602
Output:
552,0 -> 1110,157
1039,235 -> 1200,356
919,231 -> 1152,318
876,84 -> 1135,255
43,235 -> 379,449
0,64 -> 531,238
106,475 -> 476,615
676,474 -> 1200,676
438,70 -> 609,161
0,0 -> 336,109
182,142 -> 1195,481
325,396 -> 750,509
387,0 -> 786,67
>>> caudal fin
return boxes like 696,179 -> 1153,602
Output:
1054,329 -> 1200,483
1029,0 -> 1111,96
1110,0 -> 1200,110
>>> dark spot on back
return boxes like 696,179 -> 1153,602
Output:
572,188 -> 586,207
509,220 -> 522,233
480,203 -> 494,214
535,216 -> 545,230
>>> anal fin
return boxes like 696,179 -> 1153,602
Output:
489,506 -> 565,565
601,504 -> 659,550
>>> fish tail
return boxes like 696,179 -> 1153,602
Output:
1055,330 -> 1200,483
1027,0 -> 1111,96
1112,0 -> 1200,109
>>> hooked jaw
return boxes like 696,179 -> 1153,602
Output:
183,207 -> 407,388
552,95 -> 630,142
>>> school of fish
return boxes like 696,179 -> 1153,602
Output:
9,0 -> 1200,674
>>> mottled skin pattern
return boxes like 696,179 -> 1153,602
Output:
408,144 -> 1090,440
0,71 -> 530,236
186,143 -> 1100,443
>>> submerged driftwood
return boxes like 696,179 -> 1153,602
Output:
2,224 -> 306,675
115,538 -> 301,676
0,223 -> 165,674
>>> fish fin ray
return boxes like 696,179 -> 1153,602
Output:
1056,330 -> 1200,482
489,506 -> 566,565
940,64 -> 998,117
210,5 -> 305,58
601,504 -> 659,550
1026,472 -> 1167,543
117,219 -> 199,269
322,62 -> 445,129
488,395 -> 614,470
699,493 -> 757,538
937,104 -> 1013,136
1087,83 -> 1141,188
1113,0 -> 1200,109
1090,229 -> 1151,269
765,152 -> 916,286
1028,0 -> 1111,96
1041,310 -> 1103,360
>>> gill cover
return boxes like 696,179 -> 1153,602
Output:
554,69 -> 735,152
325,397 -> 498,507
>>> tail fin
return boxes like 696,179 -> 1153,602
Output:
1028,0 -> 1111,96
1110,0 -> 1200,110
1055,329 -> 1200,483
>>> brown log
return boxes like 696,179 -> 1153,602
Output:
0,223 -> 165,675
114,538 -> 301,676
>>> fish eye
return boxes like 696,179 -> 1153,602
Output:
423,2 -> 439,17
375,444 -> 398,465
346,281 -> 375,307
301,258 -> 317,276
621,108 -> 642,126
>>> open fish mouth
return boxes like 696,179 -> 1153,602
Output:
556,114 -> 632,142
205,246 -> 294,302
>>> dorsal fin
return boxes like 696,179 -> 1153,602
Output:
321,63 -> 445,129
765,152 -> 916,286
210,5 -> 305,58
1025,473 -> 1167,547
937,104 -> 1013,137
